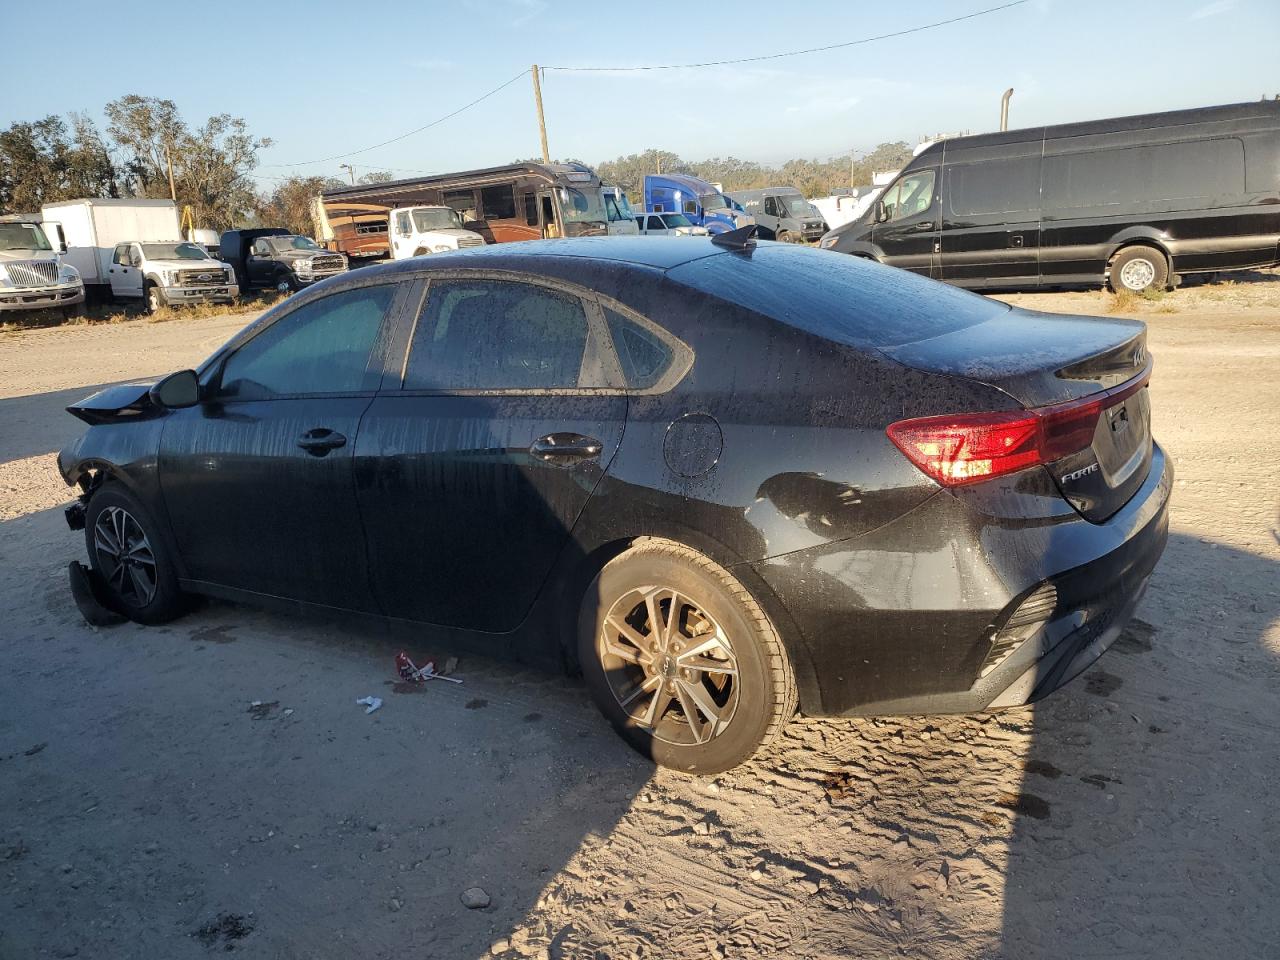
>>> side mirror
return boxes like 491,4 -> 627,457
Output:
149,369 -> 200,409
874,200 -> 888,223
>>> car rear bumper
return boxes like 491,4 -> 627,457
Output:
750,442 -> 1173,717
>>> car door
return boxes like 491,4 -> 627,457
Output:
353,274 -> 627,632
939,148 -> 1042,288
157,279 -> 410,610
247,238 -> 275,285
872,168 -> 941,278
761,196 -> 782,238
108,244 -> 144,299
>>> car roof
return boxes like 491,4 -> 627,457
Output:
358,237 -> 729,274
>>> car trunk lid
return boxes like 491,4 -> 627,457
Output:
881,308 -> 1152,522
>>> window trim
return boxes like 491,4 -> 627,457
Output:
385,268 -> 693,397
206,277 -> 412,402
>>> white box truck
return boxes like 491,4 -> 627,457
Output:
0,214 -> 85,319
41,198 -> 237,310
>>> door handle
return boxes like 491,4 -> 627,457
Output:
297,428 -> 347,456
914,220 -> 935,231
1010,234 -> 1024,248
529,433 -> 603,462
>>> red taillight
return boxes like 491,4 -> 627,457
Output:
887,372 -> 1149,487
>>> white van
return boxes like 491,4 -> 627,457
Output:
389,206 -> 486,260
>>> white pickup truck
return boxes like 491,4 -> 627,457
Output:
104,240 -> 238,312
389,206 -> 486,260
0,215 -> 85,319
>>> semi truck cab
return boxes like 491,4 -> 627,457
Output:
0,216 -> 85,318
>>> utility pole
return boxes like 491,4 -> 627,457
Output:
165,142 -> 177,202
340,163 -> 355,185
531,64 -> 550,163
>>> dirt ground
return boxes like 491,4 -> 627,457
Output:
1,277 -> 1278,960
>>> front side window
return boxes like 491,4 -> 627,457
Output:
683,200 -> 698,215
395,212 -> 412,236
404,280 -> 591,391
883,170 -> 937,221
219,284 -> 395,399
113,244 -> 130,265
763,197 -> 778,217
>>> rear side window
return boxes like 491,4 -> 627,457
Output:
404,280 -> 590,391
604,308 -> 673,390
480,184 -> 516,220
946,156 -> 1042,215
219,284 -> 395,399
1043,138 -> 1245,208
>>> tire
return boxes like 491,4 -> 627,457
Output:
776,230 -> 800,244
83,484 -> 187,625
1108,245 -> 1168,293
577,538 -> 797,774
61,301 -> 86,321
275,271 -> 298,294
144,282 -> 166,315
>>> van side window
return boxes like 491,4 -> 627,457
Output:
883,171 -> 936,221
947,157 -> 1041,216
1043,138 -> 1245,209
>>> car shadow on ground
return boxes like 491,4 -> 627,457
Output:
998,531 -> 1280,958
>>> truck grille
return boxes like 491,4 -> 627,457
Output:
177,268 -> 229,286
4,260 -> 58,287
311,255 -> 346,274
457,237 -> 485,248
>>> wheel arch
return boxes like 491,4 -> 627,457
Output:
546,528 -> 822,715
1105,231 -> 1173,270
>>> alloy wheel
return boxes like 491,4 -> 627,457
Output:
597,585 -> 740,746
93,506 -> 158,607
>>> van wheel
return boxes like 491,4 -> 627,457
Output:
776,231 -> 801,244
144,282 -> 166,314
577,538 -> 797,774
1109,246 -> 1168,293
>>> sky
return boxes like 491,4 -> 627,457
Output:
3,0 -> 1278,188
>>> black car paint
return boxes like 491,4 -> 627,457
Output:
825,100 -> 1280,287
59,239 -> 1171,718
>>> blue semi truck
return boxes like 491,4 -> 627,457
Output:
642,174 -> 754,234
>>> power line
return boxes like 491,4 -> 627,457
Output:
544,1 -> 1028,72
259,70 -> 526,168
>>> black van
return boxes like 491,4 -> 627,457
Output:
820,101 -> 1280,292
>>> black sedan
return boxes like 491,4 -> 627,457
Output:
58,236 -> 1171,773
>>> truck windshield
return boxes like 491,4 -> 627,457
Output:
411,208 -> 463,231
781,196 -> 820,218
268,236 -> 321,252
557,187 -> 607,225
141,242 -> 209,260
0,222 -> 52,252
604,192 -> 634,222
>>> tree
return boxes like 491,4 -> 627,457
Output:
357,170 -> 395,185
103,95 -> 271,229
0,115 -> 119,214
257,175 -> 345,235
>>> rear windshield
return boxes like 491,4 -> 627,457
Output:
666,244 -> 1006,348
